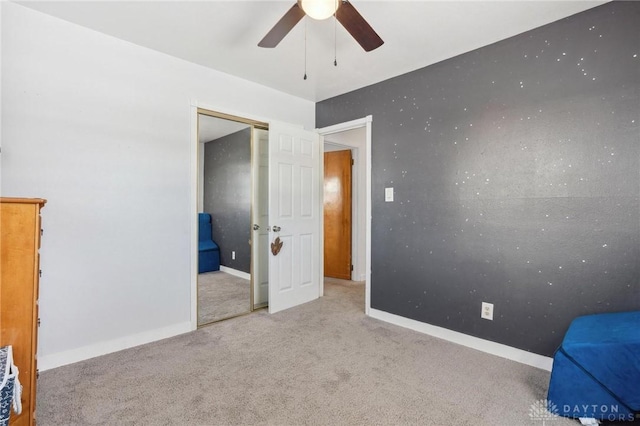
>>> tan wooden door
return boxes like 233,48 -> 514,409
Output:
323,150 -> 352,279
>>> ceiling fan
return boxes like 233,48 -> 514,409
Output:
258,0 -> 384,52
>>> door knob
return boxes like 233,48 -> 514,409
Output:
272,225 -> 281,232
253,224 -> 260,230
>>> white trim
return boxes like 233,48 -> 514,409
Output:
190,103 -> 199,331
364,120 -> 372,315
319,116 -> 372,135
369,308 -> 553,371
319,134 -> 325,298
38,322 -> 192,371
219,266 -> 251,281
317,115 -> 372,315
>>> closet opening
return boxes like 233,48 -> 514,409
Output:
196,108 -> 268,327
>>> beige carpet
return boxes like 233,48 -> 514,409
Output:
198,271 -> 251,326
37,280 -> 578,426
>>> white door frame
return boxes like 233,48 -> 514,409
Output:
317,115 -> 372,315
251,128 -> 270,309
190,103 -> 199,329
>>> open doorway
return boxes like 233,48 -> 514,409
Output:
319,117 -> 371,313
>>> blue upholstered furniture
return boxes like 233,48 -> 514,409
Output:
547,311 -> 640,422
198,213 -> 220,273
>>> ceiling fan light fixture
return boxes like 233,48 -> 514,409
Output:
299,0 -> 339,20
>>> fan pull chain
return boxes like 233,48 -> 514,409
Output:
303,18 -> 308,80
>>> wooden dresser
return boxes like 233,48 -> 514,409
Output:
1,198 -> 46,426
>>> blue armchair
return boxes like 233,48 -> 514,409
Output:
198,213 -> 220,273
547,311 -> 640,421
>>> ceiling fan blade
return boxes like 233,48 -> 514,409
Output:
336,1 -> 384,52
258,3 -> 306,48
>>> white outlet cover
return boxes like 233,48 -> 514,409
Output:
481,302 -> 494,320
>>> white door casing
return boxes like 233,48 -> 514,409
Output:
268,122 -> 322,314
252,128 -> 269,307
318,115 -> 372,315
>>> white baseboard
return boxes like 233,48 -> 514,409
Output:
219,266 -> 250,280
368,308 -> 553,371
38,321 -> 192,371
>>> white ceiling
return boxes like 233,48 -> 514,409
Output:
18,0 -> 606,102
199,115 -> 251,143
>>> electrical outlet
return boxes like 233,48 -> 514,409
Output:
481,302 -> 494,321
232,251 -> 236,260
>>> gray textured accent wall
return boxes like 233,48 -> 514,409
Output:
204,128 -> 251,273
316,2 -> 640,357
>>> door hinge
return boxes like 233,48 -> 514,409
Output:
351,158 -> 354,166
351,264 -> 354,271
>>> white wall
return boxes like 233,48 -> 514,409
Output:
1,2 -> 314,369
